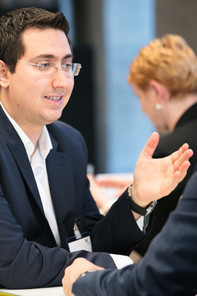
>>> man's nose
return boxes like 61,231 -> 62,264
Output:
51,67 -> 74,88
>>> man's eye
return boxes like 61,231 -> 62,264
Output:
38,62 -> 52,70
62,63 -> 72,69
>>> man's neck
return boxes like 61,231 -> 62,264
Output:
0,102 -> 43,147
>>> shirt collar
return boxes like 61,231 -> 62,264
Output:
0,102 -> 53,161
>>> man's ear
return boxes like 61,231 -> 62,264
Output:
149,80 -> 169,102
0,60 -> 9,88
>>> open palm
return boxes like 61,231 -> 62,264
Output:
132,132 -> 193,206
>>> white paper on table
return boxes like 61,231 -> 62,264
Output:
0,286 -> 65,296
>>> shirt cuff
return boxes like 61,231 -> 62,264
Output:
110,253 -> 133,269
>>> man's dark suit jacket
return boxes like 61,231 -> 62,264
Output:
73,165 -> 197,296
135,103 -> 197,255
0,106 -> 146,289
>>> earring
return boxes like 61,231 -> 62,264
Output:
155,103 -> 162,110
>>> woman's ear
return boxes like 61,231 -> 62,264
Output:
149,80 -> 169,102
0,60 -> 9,88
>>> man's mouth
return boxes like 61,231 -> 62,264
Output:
44,96 -> 62,101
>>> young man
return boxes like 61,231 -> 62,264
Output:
0,7 -> 192,289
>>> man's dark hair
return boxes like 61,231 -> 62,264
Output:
0,7 -> 70,72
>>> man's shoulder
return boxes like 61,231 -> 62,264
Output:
47,120 -> 82,138
47,120 -> 86,151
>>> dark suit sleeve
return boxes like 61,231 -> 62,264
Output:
0,194 -> 116,289
135,131 -> 197,255
73,169 -> 197,296
89,190 -> 147,254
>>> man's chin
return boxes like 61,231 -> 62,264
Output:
44,112 -> 63,125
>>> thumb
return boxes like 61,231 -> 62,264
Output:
140,132 -> 160,158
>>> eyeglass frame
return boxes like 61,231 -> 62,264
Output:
24,61 -> 82,77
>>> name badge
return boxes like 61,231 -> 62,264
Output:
68,236 -> 92,252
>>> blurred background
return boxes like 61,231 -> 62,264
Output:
1,0 -> 197,174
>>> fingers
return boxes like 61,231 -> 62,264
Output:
171,143 -> 192,163
170,150 -> 192,189
171,145 -> 193,186
160,157 -> 191,198
172,145 -> 193,172
176,160 -> 191,183
140,132 -> 160,158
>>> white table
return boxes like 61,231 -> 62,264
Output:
95,172 -> 133,198
0,286 -> 64,296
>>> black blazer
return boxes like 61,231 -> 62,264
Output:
72,165 -> 197,296
0,106 -> 145,289
135,103 -> 197,255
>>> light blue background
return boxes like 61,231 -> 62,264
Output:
103,0 -> 155,172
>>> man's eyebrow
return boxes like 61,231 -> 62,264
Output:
33,54 -> 73,60
62,54 -> 73,60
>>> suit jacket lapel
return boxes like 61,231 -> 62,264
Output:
0,107 -> 44,213
46,136 -> 76,246
7,136 -> 44,212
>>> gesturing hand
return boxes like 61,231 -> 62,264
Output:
131,132 -> 193,207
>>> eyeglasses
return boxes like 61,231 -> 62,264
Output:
25,61 -> 82,77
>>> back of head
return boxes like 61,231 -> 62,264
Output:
0,7 -> 70,72
128,34 -> 197,96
